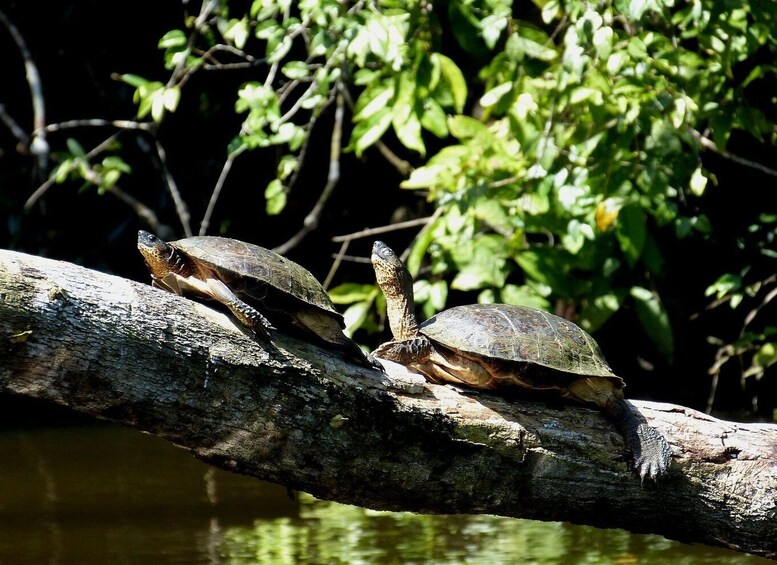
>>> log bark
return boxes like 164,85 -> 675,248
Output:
1,249 -> 775,559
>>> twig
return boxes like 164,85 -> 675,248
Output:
154,140 -> 192,237
331,215 -> 439,243
24,134 -> 120,210
199,145 -> 246,236
0,7 -> 48,176
274,91 -> 346,255
743,283 -> 777,329
0,102 -> 30,145
104,184 -> 173,239
323,240 -> 350,289
691,129 -> 777,180
324,210 -> 442,286
374,142 -> 414,176
44,119 -> 154,133
166,0 -> 220,90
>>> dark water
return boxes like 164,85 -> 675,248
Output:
0,425 -> 769,564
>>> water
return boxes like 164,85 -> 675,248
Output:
0,425 -> 769,564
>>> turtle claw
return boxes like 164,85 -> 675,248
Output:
632,423 -> 671,481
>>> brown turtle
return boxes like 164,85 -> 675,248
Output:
137,230 -> 380,369
370,240 -> 670,479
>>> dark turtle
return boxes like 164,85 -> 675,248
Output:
371,240 -> 670,480
137,230 -> 380,369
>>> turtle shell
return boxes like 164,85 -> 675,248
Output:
418,303 -> 620,380
172,236 -> 339,318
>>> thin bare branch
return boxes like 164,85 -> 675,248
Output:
323,240 -> 350,289
154,140 -> 192,237
104,184 -> 173,239
0,7 -> 48,176
274,92 -> 346,255
199,145 -> 247,236
331,215 -> 439,243
743,283 -> 777,329
43,119 -> 154,133
0,102 -> 30,146
692,129 -> 777,180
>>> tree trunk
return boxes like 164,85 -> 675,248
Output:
1,249 -> 775,560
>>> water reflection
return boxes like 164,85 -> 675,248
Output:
0,425 -> 768,564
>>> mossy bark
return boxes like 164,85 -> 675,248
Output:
1,249 -> 775,560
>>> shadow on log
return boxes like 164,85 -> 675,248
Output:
1,249 -> 775,560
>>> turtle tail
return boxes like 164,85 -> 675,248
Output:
604,397 -> 671,481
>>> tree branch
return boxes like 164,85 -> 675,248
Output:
1,249 -> 775,560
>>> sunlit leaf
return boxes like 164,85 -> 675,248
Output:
351,108 -> 393,157
354,82 -> 396,121
744,342 -> 777,379
433,53 -> 467,113
689,167 -> 708,196
265,179 -> 287,215
631,286 -> 674,362
158,29 -> 187,50
281,61 -> 310,80
343,301 -> 371,337
328,283 -> 378,305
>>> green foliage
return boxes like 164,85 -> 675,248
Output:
51,139 -> 131,194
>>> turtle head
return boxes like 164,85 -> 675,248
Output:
371,241 -> 413,299
137,230 -> 186,279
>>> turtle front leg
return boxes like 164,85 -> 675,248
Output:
204,278 -> 276,339
372,337 -> 433,364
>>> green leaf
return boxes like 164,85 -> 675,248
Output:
480,82 -> 513,108
631,286 -> 674,362
119,74 -> 148,88
616,205 -> 646,265
515,248 -> 571,296
689,167 -> 708,196
705,273 -> 742,300
433,53 -> 467,113
579,292 -> 623,333
393,109 -> 425,156
498,284 -> 552,310
102,156 -> 132,174
328,283 -> 378,305
267,35 -> 293,63
420,99 -> 448,138
66,138 -> 86,158
277,155 -> 298,181
447,115 -> 490,140
158,30 -> 187,49
223,18 -> 249,49
406,221 -> 438,276
450,235 -> 507,290
281,61 -> 310,80
265,179 -> 287,215
350,108 -> 393,157
744,342 -> 777,379
414,279 -> 449,319
354,82 -> 396,121
343,301 -> 371,337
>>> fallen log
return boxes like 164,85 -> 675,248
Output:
1,249 -> 775,559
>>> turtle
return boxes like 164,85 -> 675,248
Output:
137,230 -> 381,370
370,240 -> 671,480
